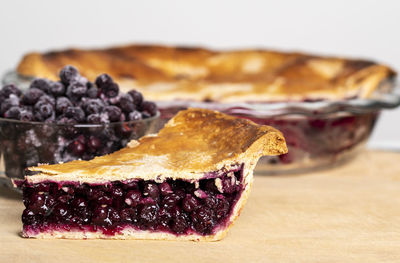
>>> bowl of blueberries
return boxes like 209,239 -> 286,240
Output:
0,66 -> 159,187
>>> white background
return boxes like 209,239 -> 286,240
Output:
0,0 -> 399,147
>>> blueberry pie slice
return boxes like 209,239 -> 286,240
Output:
16,108 -> 287,241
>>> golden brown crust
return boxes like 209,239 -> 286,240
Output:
16,45 -> 396,102
27,108 -> 287,184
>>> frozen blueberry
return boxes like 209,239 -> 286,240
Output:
30,78 -> 51,93
19,110 -> 34,121
103,82 -> 119,98
50,81 -> 65,97
22,88 -> 44,105
56,97 -> 73,115
37,94 -> 55,106
118,94 -> 135,112
59,65 -> 80,85
128,90 -> 143,107
65,106 -> 85,123
87,136 -> 102,152
86,113 -> 102,124
4,106 -> 22,119
87,86 -> 99,98
104,106 -> 122,122
141,101 -> 158,117
34,101 -> 54,120
82,98 -> 104,115
1,94 -> 19,116
66,81 -> 87,101
0,84 -> 21,98
67,139 -> 85,156
128,110 -> 142,121
95,74 -> 113,89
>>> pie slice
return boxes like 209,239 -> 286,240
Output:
16,108 -> 287,241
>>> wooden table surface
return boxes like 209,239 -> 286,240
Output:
1,150 -> 399,263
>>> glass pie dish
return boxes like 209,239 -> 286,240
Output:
156,80 -> 400,174
0,113 -> 159,188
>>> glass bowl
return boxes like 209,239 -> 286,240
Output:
3,71 -> 400,174
0,113 -> 159,188
156,79 -> 400,174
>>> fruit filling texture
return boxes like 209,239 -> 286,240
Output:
20,165 -> 244,236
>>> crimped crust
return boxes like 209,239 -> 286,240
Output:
17,45 -> 396,102
27,108 -> 287,184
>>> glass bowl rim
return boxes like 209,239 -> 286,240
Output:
157,81 -> 400,117
0,111 -> 160,127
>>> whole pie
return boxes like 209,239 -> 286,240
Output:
16,44 -> 395,102
16,108 -> 287,241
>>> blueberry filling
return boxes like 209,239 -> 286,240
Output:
19,166 -> 244,236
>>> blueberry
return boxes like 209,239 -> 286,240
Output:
30,78 -> 51,93
109,207 -> 121,223
182,194 -> 200,212
82,98 -> 104,115
34,101 -> 54,120
4,106 -> 22,119
161,194 -> 180,208
171,212 -> 189,234
0,84 -> 22,98
1,94 -> 19,116
128,110 -> 142,121
125,190 -> 142,207
128,90 -> 143,107
87,188 -> 104,200
59,65 -> 80,85
22,209 -> 39,225
222,176 -> 236,194
139,204 -> 159,227
22,88 -> 44,105
87,136 -> 102,152
37,94 -> 55,106
97,195 -> 113,205
143,183 -> 160,201
66,81 -> 87,101
159,182 -> 173,196
56,97 -> 73,115
95,74 -> 113,89
141,101 -> 158,116
118,94 -> 135,113
52,204 -> 71,221
216,197 -> 230,220
103,82 -> 119,98
87,86 -> 99,98
92,206 -> 110,226
65,106 -> 85,123
50,81 -> 65,97
86,113 -> 102,124
19,110 -> 34,121
191,207 -> 215,234
104,106 -> 122,122
120,208 -> 137,223
28,193 -> 55,215
67,139 -> 85,156
111,187 -> 124,198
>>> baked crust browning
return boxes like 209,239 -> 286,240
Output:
17,45 -> 396,102
28,108 -> 287,184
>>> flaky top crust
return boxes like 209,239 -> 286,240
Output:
17,45 -> 396,102
27,108 -> 287,183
